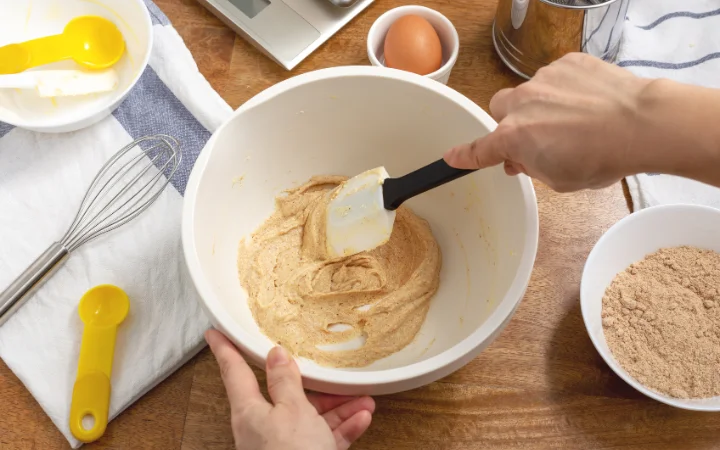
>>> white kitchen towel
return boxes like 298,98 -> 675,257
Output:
618,0 -> 720,210
0,1 -> 233,448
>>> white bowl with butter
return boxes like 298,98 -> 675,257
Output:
0,0 -> 152,133
182,66 -> 539,395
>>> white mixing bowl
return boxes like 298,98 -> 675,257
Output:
582,204 -> 720,411
0,0 -> 152,133
182,66 -> 539,395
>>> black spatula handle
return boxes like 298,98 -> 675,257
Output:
382,159 -> 476,211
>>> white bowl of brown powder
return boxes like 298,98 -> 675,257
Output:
581,204 -> 720,410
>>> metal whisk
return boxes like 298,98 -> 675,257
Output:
0,135 -> 182,326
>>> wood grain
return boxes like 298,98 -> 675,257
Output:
2,0 -> 719,449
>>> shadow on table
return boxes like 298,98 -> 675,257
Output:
545,301 -> 717,449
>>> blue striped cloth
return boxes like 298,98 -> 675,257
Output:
620,0 -> 720,210
0,1 -> 232,447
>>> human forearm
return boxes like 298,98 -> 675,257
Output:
631,79 -> 720,187
443,53 -> 720,193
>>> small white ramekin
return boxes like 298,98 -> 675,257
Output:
367,5 -> 459,85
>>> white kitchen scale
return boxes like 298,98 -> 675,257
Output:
197,0 -> 375,70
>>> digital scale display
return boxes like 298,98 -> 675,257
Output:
198,0 -> 374,70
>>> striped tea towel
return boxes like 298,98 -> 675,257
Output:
0,1 -> 232,447
619,0 -> 720,211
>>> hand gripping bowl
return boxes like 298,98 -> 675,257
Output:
182,66 -> 539,395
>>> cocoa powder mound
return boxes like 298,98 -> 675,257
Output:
602,246 -> 720,399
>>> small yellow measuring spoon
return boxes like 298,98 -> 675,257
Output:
0,16 -> 125,75
69,285 -> 129,443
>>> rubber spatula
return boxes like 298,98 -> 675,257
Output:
326,159 -> 475,258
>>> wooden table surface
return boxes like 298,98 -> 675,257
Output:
2,0 -> 720,449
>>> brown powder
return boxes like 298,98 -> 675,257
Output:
602,246 -> 720,399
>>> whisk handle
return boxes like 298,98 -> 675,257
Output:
0,242 -> 69,327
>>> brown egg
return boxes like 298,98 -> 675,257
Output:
384,15 -> 443,76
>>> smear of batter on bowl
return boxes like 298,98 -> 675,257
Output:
232,175 -> 245,188
24,1 -> 33,32
238,175 -> 442,368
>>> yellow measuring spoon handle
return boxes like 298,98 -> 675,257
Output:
70,371 -> 111,442
20,35 -> 72,71
0,35 -> 70,75
70,324 -> 118,442
78,324 -> 120,387
0,44 -> 31,75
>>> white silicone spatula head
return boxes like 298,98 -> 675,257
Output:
325,167 -> 396,259
325,159 -> 476,258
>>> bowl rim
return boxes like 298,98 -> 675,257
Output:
580,203 -> 720,411
366,5 -> 460,79
0,0 -> 153,130
182,65 -> 539,386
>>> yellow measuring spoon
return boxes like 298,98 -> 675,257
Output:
69,285 -> 129,443
0,16 -> 125,75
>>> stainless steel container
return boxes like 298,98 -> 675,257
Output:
492,0 -> 631,78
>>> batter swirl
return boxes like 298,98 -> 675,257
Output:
238,176 -> 441,367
